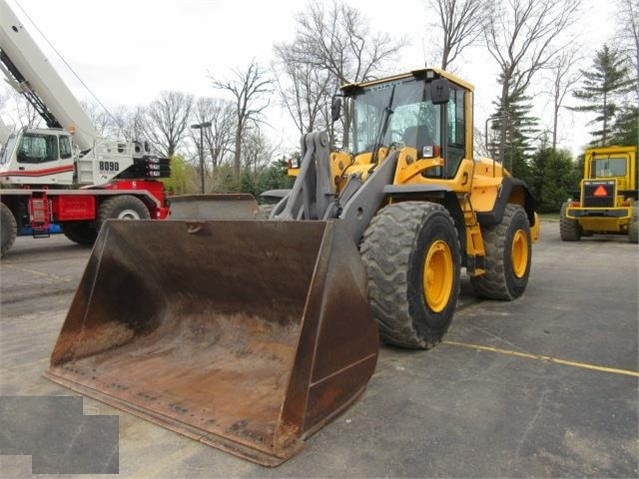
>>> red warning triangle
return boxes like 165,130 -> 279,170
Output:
593,185 -> 608,197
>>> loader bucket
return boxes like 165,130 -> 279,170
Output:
167,193 -> 261,220
44,219 -> 378,466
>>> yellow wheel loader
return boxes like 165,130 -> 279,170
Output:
45,68 -> 540,466
560,146 -> 638,242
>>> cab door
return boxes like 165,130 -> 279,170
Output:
11,131 -> 74,185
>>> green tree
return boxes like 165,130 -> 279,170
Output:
571,45 -> 635,146
161,155 -> 191,195
239,170 -> 259,198
488,83 -> 540,185
256,159 -> 295,195
210,164 -> 240,192
529,147 -> 576,213
610,104 -> 639,150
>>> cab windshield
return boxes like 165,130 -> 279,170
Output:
350,77 -> 441,154
591,157 -> 627,178
17,132 -> 59,163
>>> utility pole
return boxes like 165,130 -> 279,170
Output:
191,121 -> 211,193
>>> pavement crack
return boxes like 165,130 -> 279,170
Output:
511,386 -> 549,474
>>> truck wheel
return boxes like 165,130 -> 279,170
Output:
361,201 -> 461,349
629,207 -> 638,243
559,201 -> 581,241
97,195 -> 150,231
471,204 -> 531,300
61,222 -> 98,245
1,203 -> 17,258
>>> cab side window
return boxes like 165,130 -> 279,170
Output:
59,135 -> 72,159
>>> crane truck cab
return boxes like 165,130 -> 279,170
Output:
1,128 -> 75,185
0,0 -> 171,257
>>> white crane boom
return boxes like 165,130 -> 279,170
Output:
0,0 -> 99,151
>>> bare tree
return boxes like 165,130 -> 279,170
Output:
0,87 -> 17,137
80,99 -> 112,137
110,105 -> 147,141
210,60 -> 273,178
143,91 -> 193,157
544,48 -> 583,150
190,97 -> 235,181
241,128 -> 278,175
427,0 -> 492,70
272,47 -> 335,138
485,0 -> 581,163
616,0 -> 639,102
284,1 -> 406,147
9,88 -> 41,128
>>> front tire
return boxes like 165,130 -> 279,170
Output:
559,201 -> 581,241
471,204 -> 532,300
1,203 -> 17,258
97,195 -> 150,232
361,201 -> 461,349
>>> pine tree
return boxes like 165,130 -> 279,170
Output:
488,81 -> 539,185
610,104 -> 639,150
529,146 -> 576,213
572,44 -> 635,146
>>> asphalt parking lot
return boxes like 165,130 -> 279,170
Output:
1,220 -> 637,478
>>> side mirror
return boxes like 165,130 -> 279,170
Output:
431,79 -> 450,105
331,97 -> 342,123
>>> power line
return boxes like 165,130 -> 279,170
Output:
13,1 -> 124,129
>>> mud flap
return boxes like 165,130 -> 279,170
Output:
44,219 -> 378,466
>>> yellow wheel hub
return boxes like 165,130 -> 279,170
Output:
422,240 -> 453,313
511,230 -> 529,278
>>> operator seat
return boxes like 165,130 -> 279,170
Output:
402,125 -> 433,151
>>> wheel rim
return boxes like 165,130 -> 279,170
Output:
117,209 -> 141,220
422,240 -> 453,313
511,230 -> 529,278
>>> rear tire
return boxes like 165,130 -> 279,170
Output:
61,221 -> 98,245
1,203 -> 17,258
97,195 -> 150,231
470,204 -> 531,300
559,201 -> 581,241
629,206 -> 638,243
361,201 -> 461,349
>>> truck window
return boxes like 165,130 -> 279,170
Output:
59,135 -> 72,159
592,157 -> 626,178
445,86 -> 465,178
17,133 -> 59,163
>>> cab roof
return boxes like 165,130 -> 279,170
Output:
340,68 -> 475,95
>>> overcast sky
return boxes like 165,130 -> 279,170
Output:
2,0 -> 617,156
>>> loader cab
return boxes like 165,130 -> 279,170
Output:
344,69 -> 472,179
585,148 -> 635,192
0,128 -> 75,185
